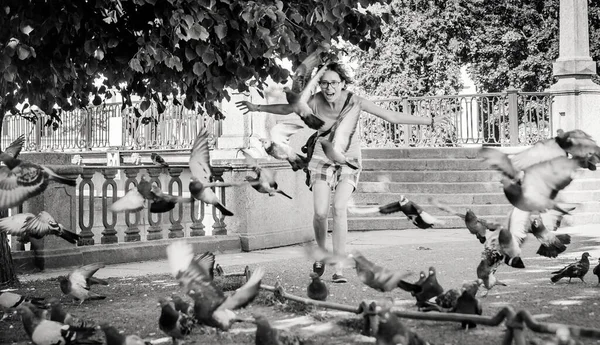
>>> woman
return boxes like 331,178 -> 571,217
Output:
237,63 -> 440,283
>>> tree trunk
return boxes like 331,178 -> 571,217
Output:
0,101 -> 19,287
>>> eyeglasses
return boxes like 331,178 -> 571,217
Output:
319,81 -> 341,88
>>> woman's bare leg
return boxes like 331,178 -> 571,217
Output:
331,180 -> 355,276
312,180 -> 332,249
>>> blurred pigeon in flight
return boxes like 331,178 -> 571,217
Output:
476,248 -> 506,296
100,323 -> 151,345
530,213 -> 572,258
1,134 -> 25,158
350,196 -> 442,229
0,211 -> 79,244
259,122 -> 309,171
158,297 -> 193,345
431,199 -> 500,244
241,149 -> 292,199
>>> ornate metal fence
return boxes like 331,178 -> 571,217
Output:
360,88 -> 553,147
1,101 -> 221,152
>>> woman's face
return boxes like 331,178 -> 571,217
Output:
319,70 -> 345,102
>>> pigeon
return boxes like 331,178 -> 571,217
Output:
129,153 -> 142,165
0,152 -> 77,210
48,298 -> 95,328
477,248 -> 507,296
151,152 -> 169,167
307,272 -> 328,301
0,211 -> 80,244
58,263 -> 108,304
241,149 -> 292,199
530,214 -> 571,258
350,250 -> 416,293
189,127 -> 240,216
166,241 -> 264,330
0,291 -> 46,311
319,138 -> 359,170
253,314 -> 301,345
480,148 -> 580,214
551,252 -> 591,283
398,271 -> 427,299
594,258 -> 600,285
420,286 -> 462,313
484,207 -> 530,269
348,196 -> 442,229
414,267 -> 444,309
148,185 -> 189,213
282,62 -> 329,130
376,308 -> 431,345
100,323 -> 151,345
451,282 -> 482,330
17,303 -> 100,345
109,177 -> 153,213
2,135 -> 25,158
431,199 -> 500,243
171,294 -> 194,318
259,123 -> 309,171
158,297 -> 193,345
192,251 -> 246,292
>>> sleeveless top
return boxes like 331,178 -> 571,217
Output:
308,92 -> 362,167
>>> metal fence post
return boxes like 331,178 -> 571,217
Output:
507,86 -> 519,146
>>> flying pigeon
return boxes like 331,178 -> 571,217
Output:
58,263 -> 108,304
158,297 -> 193,345
431,199 -> 500,243
241,149 -> 293,199
349,196 -> 443,229
259,122 -> 309,171
0,211 -> 79,244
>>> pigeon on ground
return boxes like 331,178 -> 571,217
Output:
58,263 -> 108,304
241,149 -> 293,199
281,59 -> 329,131
47,298 -> 95,328
189,127 -> 241,216
0,291 -> 46,311
376,308 -> 431,345
259,123 -> 309,171
351,250 -> 416,293
0,211 -> 80,244
1,135 -> 25,158
171,294 -> 194,318
151,152 -> 169,167
17,303 -> 100,345
398,271 -> 427,298
530,214 -> 571,258
420,288 -> 461,313
99,323 -> 151,345
477,249 -> 507,297
480,148 -> 580,214
414,267 -> 445,309
451,282 -> 482,330
254,314 -> 301,345
0,152 -> 77,210
593,258 -> 600,285
348,196 -> 442,229
431,199 -> 500,243
307,272 -> 328,301
166,241 -> 264,330
551,252 -> 591,284
158,297 -> 193,345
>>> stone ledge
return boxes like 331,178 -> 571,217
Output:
12,235 -> 242,274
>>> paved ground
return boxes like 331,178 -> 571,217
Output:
18,227 -> 479,281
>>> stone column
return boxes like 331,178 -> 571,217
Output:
548,0 -> 600,142
20,153 -> 83,270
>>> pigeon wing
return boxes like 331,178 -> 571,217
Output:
510,139 -> 566,172
298,64 -> 329,104
270,123 -> 303,146
507,207 -> 531,246
190,127 -> 213,182
3,135 -> 25,158
522,157 -> 580,201
0,213 -> 34,236
216,267 -> 264,311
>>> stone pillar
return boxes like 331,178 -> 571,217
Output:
548,0 -> 600,142
21,153 -> 83,270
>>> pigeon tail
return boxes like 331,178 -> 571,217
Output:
288,154 -> 309,171
86,292 -> 106,301
345,160 -> 359,170
276,190 -> 293,199
43,167 -> 78,186
301,114 -> 325,130
88,276 -> 109,286
378,201 -> 402,215
58,229 -> 80,244
504,256 -> 525,269
215,203 -> 234,217
552,203 -> 574,215
536,234 -> 571,258
550,273 -> 565,283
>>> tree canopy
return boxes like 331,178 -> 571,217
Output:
349,0 -> 600,97
0,0 -> 391,128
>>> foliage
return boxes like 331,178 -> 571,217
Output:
0,0 -> 392,128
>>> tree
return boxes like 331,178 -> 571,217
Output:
0,0 -> 392,285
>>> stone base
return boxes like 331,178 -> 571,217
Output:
12,235 -> 241,273
239,226 -> 314,252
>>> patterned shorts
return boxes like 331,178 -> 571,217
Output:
308,155 -> 362,191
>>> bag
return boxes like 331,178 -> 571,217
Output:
302,92 -> 353,187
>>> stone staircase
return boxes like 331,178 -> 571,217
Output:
328,148 -> 600,231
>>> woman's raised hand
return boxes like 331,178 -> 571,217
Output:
235,100 -> 260,115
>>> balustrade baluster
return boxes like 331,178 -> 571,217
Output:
101,168 -> 118,244
167,168 -> 184,238
211,169 -> 227,235
123,169 -> 141,242
146,168 -> 163,240
78,170 -> 95,245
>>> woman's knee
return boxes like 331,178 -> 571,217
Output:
313,208 -> 329,221
331,201 -> 348,217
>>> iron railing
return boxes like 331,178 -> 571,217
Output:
9,165 -> 231,251
1,101 -> 222,152
360,88 -> 553,147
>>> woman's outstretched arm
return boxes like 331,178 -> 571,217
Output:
235,101 -> 295,115
360,98 -> 432,125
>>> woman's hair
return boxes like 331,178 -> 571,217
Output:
318,62 -> 354,88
